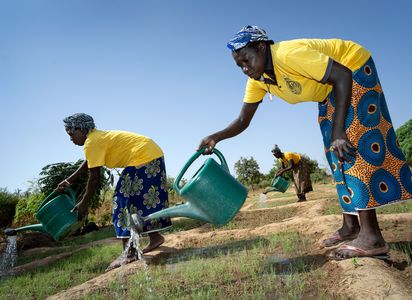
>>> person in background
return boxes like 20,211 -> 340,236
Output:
271,145 -> 313,202
57,113 -> 171,271
197,25 -> 412,260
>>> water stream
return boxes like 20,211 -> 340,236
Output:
0,235 -> 17,279
116,228 -> 154,298
258,193 -> 267,208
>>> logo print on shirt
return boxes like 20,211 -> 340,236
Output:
284,77 -> 302,95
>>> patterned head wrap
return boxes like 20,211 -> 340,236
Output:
63,113 -> 95,131
227,25 -> 272,51
272,144 -> 281,153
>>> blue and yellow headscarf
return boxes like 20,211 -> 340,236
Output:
227,25 -> 272,51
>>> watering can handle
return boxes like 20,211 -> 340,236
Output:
37,188 -> 76,212
173,148 -> 229,194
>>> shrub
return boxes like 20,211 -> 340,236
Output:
167,176 -> 185,205
0,188 -> 20,227
13,192 -> 45,227
396,119 -> 412,166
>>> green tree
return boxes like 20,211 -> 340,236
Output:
0,188 -> 20,227
38,160 -> 113,211
396,119 -> 412,166
166,176 -> 185,205
234,157 -> 262,190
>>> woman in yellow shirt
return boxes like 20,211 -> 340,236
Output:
198,26 -> 412,260
271,145 -> 313,202
57,113 -> 171,271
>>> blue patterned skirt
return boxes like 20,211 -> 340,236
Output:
112,157 -> 172,237
318,57 -> 412,214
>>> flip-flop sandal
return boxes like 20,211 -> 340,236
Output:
322,232 -> 357,247
328,243 -> 390,261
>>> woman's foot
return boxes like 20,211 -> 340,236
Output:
322,231 -> 358,247
323,213 -> 360,247
105,255 -> 137,272
329,239 -> 389,260
297,193 -> 306,202
142,233 -> 165,254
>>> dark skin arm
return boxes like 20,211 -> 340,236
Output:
56,160 -> 88,191
276,159 -> 295,177
326,60 -> 356,162
56,160 -> 100,220
197,102 -> 260,153
74,167 -> 101,220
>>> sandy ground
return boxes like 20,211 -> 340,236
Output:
4,187 -> 412,299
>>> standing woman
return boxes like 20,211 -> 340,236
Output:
271,145 -> 313,202
198,26 -> 412,260
57,113 -> 171,270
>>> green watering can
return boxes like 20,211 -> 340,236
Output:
4,188 -> 80,241
270,176 -> 290,193
131,148 -> 248,231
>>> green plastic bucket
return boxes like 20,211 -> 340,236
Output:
131,148 -> 246,227
271,176 -> 290,193
4,188 -> 79,241
35,188 -> 79,240
143,149 -> 248,227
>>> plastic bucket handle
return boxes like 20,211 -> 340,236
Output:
37,188 -> 76,213
173,148 -> 228,195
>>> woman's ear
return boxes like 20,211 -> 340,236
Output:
258,42 -> 266,53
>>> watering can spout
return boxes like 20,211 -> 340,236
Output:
130,203 -> 209,234
130,148 -> 248,233
3,224 -> 48,236
147,202 -> 209,222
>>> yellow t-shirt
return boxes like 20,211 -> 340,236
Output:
243,39 -> 371,104
84,129 -> 164,168
280,152 -> 301,166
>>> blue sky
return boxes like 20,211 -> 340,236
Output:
1,0 -> 411,192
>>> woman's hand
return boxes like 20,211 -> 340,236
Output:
276,170 -> 284,177
197,134 -> 218,155
330,132 -> 356,162
56,179 -> 71,192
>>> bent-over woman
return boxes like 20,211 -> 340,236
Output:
198,26 -> 412,260
57,113 -> 171,271
271,145 -> 313,201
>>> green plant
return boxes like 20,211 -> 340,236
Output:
396,119 -> 412,166
0,188 -> 20,227
13,192 -> 45,226
0,244 -> 121,300
167,176 -> 185,205
351,257 -> 362,268
234,156 -> 262,190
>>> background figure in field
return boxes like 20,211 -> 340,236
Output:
271,145 -> 313,202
